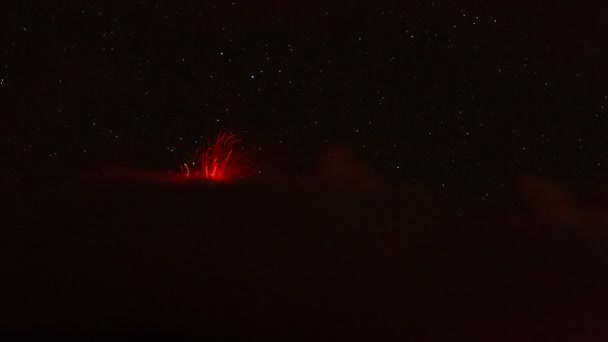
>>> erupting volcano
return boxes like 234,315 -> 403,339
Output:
175,130 -> 251,182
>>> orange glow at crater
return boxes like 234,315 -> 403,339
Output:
174,130 -> 251,182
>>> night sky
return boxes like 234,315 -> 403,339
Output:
5,1 -> 608,201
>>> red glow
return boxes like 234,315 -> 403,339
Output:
174,130 -> 251,182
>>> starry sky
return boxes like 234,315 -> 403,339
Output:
4,1 -> 608,202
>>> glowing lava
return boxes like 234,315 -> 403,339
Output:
175,130 -> 251,182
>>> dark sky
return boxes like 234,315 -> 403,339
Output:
3,1 -> 608,201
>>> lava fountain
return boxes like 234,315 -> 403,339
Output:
175,130 -> 252,182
